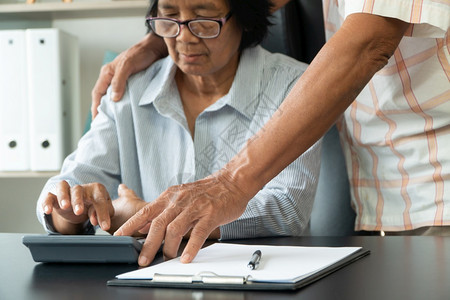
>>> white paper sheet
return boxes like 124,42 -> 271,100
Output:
116,243 -> 361,283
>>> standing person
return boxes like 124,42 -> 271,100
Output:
92,0 -> 449,265
37,0 -> 321,263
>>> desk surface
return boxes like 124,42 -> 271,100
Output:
1,233 -> 449,300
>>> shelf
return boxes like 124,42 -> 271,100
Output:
0,0 -> 148,20
0,171 -> 58,178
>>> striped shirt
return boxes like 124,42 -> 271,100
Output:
323,0 -> 450,231
36,46 -> 321,239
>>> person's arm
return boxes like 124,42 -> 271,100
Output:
90,32 -> 167,118
228,13 -> 409,194
220,140 -> 321,239
115,13 -> 409,266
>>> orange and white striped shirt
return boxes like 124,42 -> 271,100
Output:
323,0 -> 450,231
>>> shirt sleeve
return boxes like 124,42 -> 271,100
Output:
342,0 -> 449,38
36,89 -> 123,233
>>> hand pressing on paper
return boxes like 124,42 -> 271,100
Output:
42,180 -> 114,235
114,171 -> 250,267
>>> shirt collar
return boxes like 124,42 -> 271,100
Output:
139,46 -> 266,120
139,57 -> 178,107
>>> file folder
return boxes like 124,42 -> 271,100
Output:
108,243 -> 370,291
0,30 -> 29,171
26,28 -> 80,171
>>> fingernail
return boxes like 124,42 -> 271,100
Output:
111,92 -> 118,101
102,221 -> 109,229
180,253 -> 191,263
114,229 -> 122,236
44,205 -> 50,214
75,204 -> 82,214
139,256 -> 149,266
61,200 -> 68,208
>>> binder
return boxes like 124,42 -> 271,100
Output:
26,28 -> 80,171
0,30 -> 29,171
108,243 -> 370,291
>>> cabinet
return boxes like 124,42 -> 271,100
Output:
0,0 -> 149,233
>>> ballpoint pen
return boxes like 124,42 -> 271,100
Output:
247,250 -> 262,270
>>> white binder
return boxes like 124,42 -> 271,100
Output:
0,30 -> 29,171
26,28 -> 80,171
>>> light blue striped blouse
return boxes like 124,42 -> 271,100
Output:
37,46 -> 321,239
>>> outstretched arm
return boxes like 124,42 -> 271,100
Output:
230,13 -> 409,191
116,13 -> 409,266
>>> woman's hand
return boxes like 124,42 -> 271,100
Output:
108,184 -> 147,235
42,181 -> 114,235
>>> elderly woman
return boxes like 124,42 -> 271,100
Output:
37,0 -> 321,264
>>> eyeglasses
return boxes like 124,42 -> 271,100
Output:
146,12 -> 232,39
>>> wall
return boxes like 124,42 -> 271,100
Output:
0,177 -> 49,233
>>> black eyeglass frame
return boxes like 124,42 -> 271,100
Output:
146,11 -> 233,39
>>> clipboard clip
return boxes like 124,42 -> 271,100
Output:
153,272 -> 247,285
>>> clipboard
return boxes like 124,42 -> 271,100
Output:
107,243 -> 370,290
